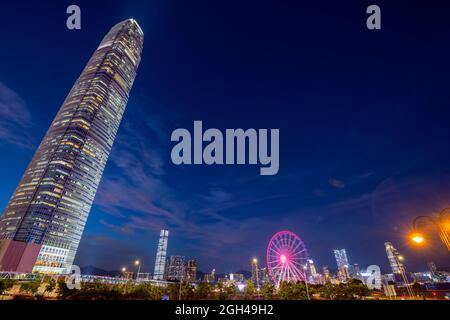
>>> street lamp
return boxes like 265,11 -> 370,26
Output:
410,207 -> 450,251
303,265 -> 310,301
135,260 -> 141,280
395,255 -> 415,298
252,258 -> 260,291
410,233 -> 425,244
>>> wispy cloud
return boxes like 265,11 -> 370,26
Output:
328,178 -> 345,189
0,82 -> 35,149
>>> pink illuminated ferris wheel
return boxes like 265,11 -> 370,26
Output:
266,230 -> 309,287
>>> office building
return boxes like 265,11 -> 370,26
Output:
153,229 -> 169,280
0,19 -> 144,274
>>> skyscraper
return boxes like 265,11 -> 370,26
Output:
427,261 -> 437,277
333,249 -> 350,279
384,242 -> 414,295
166,256 -> 185,281
307,259 -> 317,283
184,259 -> 197,283
322,266 -> 331,283
0,19 -> 144,274
384,242 -> 403,274
153,229 -> 169,280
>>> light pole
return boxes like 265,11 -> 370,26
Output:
397,256 -> 415,298
252,258 -> 260,291
179,264 -> 186,301
410,207 -> 450,251
135,260 -> 141,281
303,265 -> 310,300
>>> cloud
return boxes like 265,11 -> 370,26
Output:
328,178 -> 345,189
0,82 -> 35,149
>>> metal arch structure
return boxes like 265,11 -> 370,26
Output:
266,230 -> 309,288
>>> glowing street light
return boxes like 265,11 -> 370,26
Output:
252,257 -> 260,291
410,233 -> 424,244
135,260 -> 141,279
410,208 -> 450,251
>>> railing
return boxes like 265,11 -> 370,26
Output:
0,271 -> 173,287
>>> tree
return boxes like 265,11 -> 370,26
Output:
318,283 -> 337,300
0,279 -> 16,299
20,280 -> 41,298
180,282 -> 195,300
317,280 -> 371,300
215,282 -> 235,300
57,277 -> 75,300
261,282 -> 275,300
44,278 -> 56,298
194,282 -> 212,300
277,281 -> 309,300
126,283 -> 165,300
245,280 -> 257,299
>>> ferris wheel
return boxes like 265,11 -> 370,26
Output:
266,230 -> 309,287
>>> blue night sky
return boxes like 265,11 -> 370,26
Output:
0,0 -> 449,274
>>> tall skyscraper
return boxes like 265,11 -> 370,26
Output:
0,19 -> 144,274
166,256 -> 185,281
153,229 -> 169,280
333,249 -> 350,279
384,242 -> 403,274
384,242 -> 414,295
307,259 -> 318,283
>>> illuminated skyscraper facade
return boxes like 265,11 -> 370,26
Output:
0,19 -> 144,274
333,249 -> 350,279
166,255 -> 185,281
184,259 -> 197,283
384,242 -> 403,274
153,229 -> 169,280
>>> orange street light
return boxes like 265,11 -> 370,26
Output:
410,208 -> 450,251
410,233 -> 424,244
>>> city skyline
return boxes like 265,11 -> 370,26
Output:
0,1 -> 449,274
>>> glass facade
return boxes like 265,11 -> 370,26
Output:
333,248 -> 350,279
0,19 -> 144,274
153,229 -> 169,280
384,242 -> 403,274
166,256 -> 185,281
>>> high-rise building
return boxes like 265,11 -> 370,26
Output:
384,242 -> 403,274
384,242 -> 414,295
0,19 -> 144,274
153,229 -> 169,280
306,259 -> 318,283
251,258 -> 259,288
333,249 -> 350,279
322,266 -> 331,283
203,269 -> 216,283
427,261 -> 437,277
166,256 -> 185,281
184,259 -> 197,283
